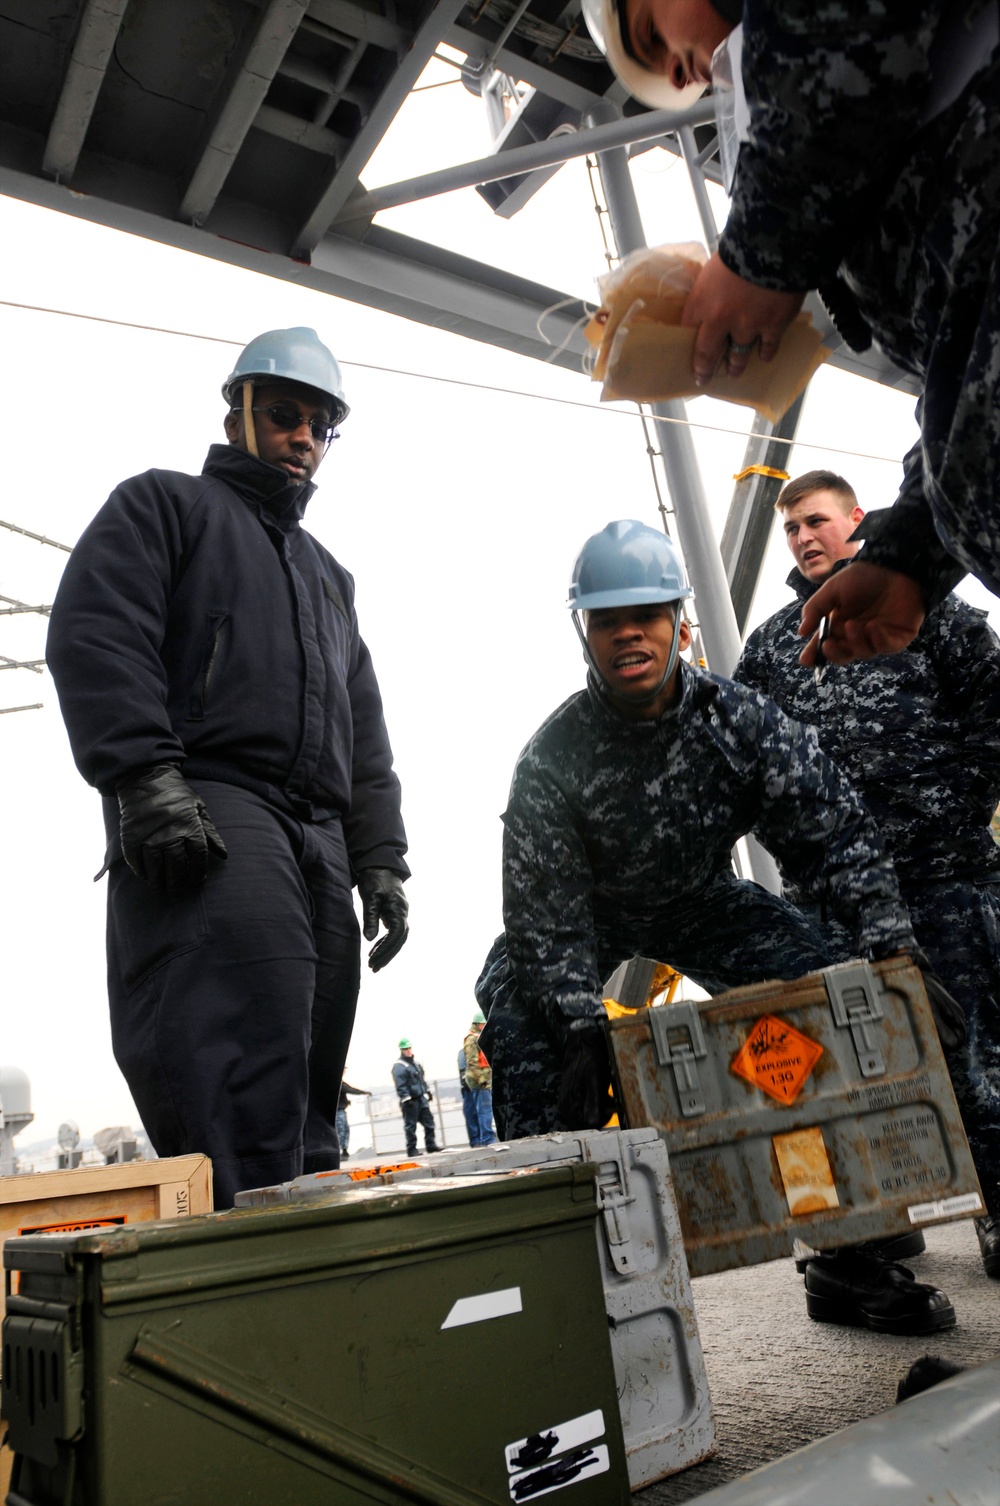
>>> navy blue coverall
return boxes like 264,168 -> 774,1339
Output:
47,444 -> 408,1206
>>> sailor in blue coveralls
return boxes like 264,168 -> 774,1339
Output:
47,328 -> 409,1207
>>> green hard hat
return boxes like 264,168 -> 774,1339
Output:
472,1010 -> 486,1025
399,1037 -> 412,1049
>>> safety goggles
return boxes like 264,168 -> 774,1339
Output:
251,402 -> 341,447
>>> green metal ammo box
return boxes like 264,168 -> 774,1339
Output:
607,956 -> 984,1275
2,1166 -> 630,1505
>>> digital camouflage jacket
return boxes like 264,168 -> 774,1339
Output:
499,665 -> 915,1031
735,568 -> 1000,886
720,1 -> 1000,605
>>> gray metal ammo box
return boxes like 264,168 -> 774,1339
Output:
2,1166 -> 630,1505
237,1127 -> 716,1489
606,956 -> 984,1275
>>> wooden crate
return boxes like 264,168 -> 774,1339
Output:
1,1155 -> 212,1319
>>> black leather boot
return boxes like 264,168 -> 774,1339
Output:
975,1215 -> 1000,1279
804,1248 -> 955,1334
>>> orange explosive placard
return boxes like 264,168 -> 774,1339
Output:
731,1015 -> 823,1104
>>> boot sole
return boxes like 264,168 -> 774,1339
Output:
806,1292 -> 956,1334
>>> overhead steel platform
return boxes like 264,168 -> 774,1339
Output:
0,0 -> 916,393
0,0 -> 919,753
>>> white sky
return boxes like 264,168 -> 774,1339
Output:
2,50 -> 996,1148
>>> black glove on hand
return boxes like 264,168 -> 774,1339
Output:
911,948 -> 968,1054
357,868 -> 409,972
557,1018 -> 614,1131
117,764 -> 227,898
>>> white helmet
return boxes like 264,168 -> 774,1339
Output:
580,0 -> 706,111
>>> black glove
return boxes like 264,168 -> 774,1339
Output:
357,868 -> 409,972
117,764 -> 227,897
911,948 -> 967,1054
556,1018 -> 614,1131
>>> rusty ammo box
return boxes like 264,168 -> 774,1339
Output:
606,956 -> 984,1275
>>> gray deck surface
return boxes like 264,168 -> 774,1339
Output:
639,1220 -> 1000,1503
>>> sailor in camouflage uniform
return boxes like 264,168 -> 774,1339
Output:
735,471 -> 1000,1274
583,0 -> 1000,658
477,521 -> 957,1334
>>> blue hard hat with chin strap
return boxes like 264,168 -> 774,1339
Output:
568,519 -> 692,611
223,327 -> 349,420
223,328 -> 349,459
568,519 -> 693,702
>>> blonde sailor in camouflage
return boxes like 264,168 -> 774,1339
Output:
477,522 -> 957,1334
735,471 -> 1000,1275
584,0 -> 1000,658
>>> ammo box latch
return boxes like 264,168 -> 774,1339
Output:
649,1003 -> 708,1117
584,1133 -> 639,1275
2,1309 -> 85,1468
824,961 -> 886,1077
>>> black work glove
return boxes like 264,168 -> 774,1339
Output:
357,867 -> 409,972
911,948 -> 967,1054
117,764 -> 227,897
556,1018 -> 614,1131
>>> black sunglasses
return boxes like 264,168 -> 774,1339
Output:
251,402 -> 341,447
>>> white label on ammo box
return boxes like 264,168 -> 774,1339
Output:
907,1192 -> 984,1224
441,1286 -> 522,1329
505,1410 -> 608,1498
507,1445 -> 610,1500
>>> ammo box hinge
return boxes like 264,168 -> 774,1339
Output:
1,1311 -> 84,1468
824,961 -> 886,1077
649,1002 -> 708,1117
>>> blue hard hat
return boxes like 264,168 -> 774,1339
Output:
223,327 -> 349,424
568,520 -> 692,612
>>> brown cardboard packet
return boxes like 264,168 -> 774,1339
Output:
586,243 -> 828,424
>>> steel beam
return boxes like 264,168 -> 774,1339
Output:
254,104 -> 347,156
334,96 -> 717,224
677,124 -> 718,251
306,0 -> 409,54
445,21 -> 605,112
308,224 -> 593,368
42,0 -> 131,182
180,0 -> 310,227
721,398 -> 805,636
0,165 -> 592,372
294,0 -> 472,254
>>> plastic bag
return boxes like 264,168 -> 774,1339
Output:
586,242 -> 828,424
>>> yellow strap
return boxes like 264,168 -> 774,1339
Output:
732,464 -> 789,483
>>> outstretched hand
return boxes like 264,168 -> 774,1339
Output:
681,253 -> 805,384
798,562 -> 926,666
